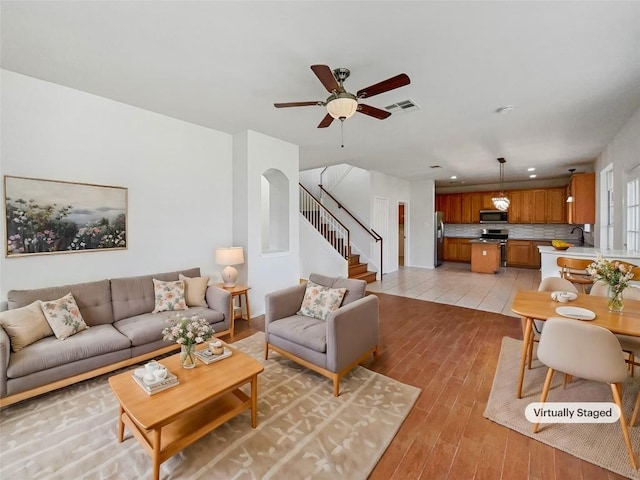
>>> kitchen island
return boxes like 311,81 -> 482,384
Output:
470,239 -> 501,273
539,246 -> 640,279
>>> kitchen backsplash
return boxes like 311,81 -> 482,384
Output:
445,223 -> 592,243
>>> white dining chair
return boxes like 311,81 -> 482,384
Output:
526,278 -> 579,369
533,317 -> 637,470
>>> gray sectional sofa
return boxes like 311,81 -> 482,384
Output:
0,267 -> 232,407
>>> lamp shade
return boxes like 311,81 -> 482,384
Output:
326,94 -> 358,120
215,247 -> 244,266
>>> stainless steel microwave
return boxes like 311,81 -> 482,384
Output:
479,210 -> 508,223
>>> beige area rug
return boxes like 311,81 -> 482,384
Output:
0,332 -> 420,480
484,336 -> 640,479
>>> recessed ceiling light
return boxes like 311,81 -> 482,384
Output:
496,105 -> 515,114
527,167 -> 535,172
450,175 -> 457,179
529,174 -> 537,178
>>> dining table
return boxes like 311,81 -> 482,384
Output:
511,290 -> 640,398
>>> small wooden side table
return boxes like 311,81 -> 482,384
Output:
214,284 -> 252,337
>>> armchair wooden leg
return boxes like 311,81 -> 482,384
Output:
333,377 -> 340,397
265,343 -> 269,360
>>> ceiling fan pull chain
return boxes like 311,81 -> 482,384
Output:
341,119 -> 345,148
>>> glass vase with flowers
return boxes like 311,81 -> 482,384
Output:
162,314 -> 215,368
587,255 -> 635,313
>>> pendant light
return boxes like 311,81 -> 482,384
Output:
492,157 -> 510,212
566,168 -> 576,203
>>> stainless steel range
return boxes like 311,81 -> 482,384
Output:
478,228 -> 509,266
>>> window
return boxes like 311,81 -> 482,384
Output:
628,177 -> 640,251
600,165 -> 614,249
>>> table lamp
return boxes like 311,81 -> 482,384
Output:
215,247 -> 244,288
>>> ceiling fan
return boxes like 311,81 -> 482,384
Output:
274,65 -> 411,128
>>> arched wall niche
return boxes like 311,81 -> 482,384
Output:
261,168 -> 289,254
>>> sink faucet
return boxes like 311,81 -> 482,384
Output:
571,226 -> 585,245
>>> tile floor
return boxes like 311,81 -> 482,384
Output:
366,262 -> 541,317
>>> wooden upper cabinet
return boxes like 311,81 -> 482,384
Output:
437,184 -> 576,225
448,194 -> 462,223
546,187 -> 566,223
508,191 -> 522,223
567,173 -> 595,225
531,190 -> 547,223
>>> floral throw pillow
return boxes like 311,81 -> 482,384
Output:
40,293 -> 89,340
297,281 -> 347,321
152,279 -> 188,313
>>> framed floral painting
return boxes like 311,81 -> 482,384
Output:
4,175 -> 127,257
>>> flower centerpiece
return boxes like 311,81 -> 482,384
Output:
162,314 -> 215,368
587,254 -> 635,312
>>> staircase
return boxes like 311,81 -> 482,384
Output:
349,252 -> 377,283
300,184 -> 378,283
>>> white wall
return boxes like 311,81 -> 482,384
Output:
233,130 -> 299,316
299,216 -> 348,280
594,106 -> 640,250
0,70 -> 233,299
409,179 -> 436,268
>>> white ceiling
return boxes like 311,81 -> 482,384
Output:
2,1 -> 640,187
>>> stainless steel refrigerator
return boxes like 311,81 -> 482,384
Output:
434,211 -> 444,267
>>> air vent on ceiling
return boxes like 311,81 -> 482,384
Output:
384,99 -> 420,114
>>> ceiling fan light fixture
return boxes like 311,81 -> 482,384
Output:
326,93 -> 358,120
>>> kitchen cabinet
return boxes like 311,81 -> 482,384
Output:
531,190 -> 547,223
507,240 -> 552,268
507,240 -> 533,267
567,172 -> 595,224
546,187 -> 566,224
443,237 -> 473,262
437,185 -> 573,225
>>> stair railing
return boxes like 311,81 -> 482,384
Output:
318,184 -> 383,278
299,184 -> 350,259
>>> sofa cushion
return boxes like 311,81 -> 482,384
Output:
6,325 -> 131,379
308,273 -> 366,306
7,279 -> 113,326
113,307 -> 224,347
0,301 -> 53,352
297,281 -> 346,321
179,274 -> 209,307
40,293 -> 89,340
152,279 -> 187,313
268,315 -> 327,353
110,268 -> 201,321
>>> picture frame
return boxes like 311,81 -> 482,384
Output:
4,175 -> 128,257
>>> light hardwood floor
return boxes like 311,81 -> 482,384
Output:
366,262 -> 542,317
236,264 -> 624,479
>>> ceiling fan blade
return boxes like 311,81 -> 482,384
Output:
311,64 -> 340,93
274,101 -> 322,108
356,73 -> 410,99
357,104 -> 392,120
317,113 -> 334,128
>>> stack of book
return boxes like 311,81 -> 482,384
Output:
132,369 -> 179,395
195,347 -> 232,364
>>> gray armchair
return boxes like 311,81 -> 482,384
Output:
264,273 -> 379,396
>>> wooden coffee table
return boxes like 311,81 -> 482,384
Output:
108,343 -> 264,480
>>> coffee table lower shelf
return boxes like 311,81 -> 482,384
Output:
119,389 -> 251,478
